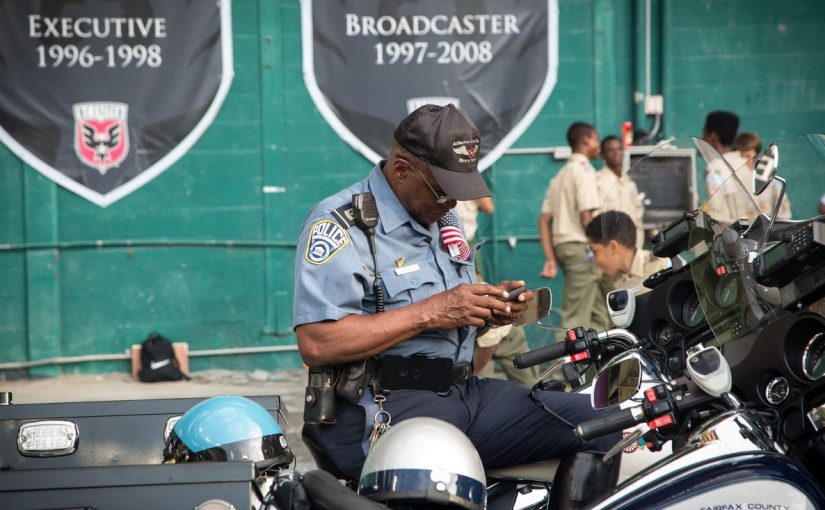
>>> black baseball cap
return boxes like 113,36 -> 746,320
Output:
393,104 -> 490,200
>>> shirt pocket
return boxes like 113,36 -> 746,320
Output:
379,259 -> 441,308
448,252 -> 478,284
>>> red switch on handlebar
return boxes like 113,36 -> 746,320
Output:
567,329 -> 577,342
648,414 -> 674,430
645,388 -> 657,403
571,351 -> 590,362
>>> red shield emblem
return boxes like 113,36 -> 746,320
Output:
73,102 -> 129,175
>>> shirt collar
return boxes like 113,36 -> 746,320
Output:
367,161 -> 425,235
599,166 -> 623,179
629,248 -> 646,279
569,153 -> 591,165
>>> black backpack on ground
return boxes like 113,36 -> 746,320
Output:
138,332 -> 188,382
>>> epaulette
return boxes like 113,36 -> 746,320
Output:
331,203 -> 356,229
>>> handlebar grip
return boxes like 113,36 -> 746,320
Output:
576,408 -> 641,441
513,341 -> 569,369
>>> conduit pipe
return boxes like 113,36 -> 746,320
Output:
0,239 -> 296,252
0,344 -> 300,371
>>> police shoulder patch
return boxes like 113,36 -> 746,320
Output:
305,219 -> 350,265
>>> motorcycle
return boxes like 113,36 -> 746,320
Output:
289,133 -> 825,509
545,134 -> 825,508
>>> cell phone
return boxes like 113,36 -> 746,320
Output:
501,286 -> 528,302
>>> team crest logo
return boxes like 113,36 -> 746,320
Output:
306,220 -> 350,265
301,0 -> 558,170
74,102 -> 129,175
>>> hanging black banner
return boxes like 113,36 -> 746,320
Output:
0,0 -> 233,207
301,0 -> 557,170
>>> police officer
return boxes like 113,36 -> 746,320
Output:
538,122 -> 609,332
294,105 -> 618,481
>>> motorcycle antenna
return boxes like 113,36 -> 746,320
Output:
755,143 -> 784,269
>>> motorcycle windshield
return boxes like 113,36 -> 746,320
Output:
688,133 -> 825,346
597,136 -> 706,290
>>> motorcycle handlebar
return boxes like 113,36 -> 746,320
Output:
513,341 -> 569,369
576,407 -> 642,441
513,328 -> 641,370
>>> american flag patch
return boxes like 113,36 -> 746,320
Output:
438,212 -> 471,261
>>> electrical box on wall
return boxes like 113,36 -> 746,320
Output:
645,95 -> 664,115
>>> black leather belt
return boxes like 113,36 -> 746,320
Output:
376,356 -> 471,394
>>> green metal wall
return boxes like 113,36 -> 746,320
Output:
1,0 -> 824,375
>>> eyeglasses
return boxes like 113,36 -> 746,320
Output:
411,166 -> 452,205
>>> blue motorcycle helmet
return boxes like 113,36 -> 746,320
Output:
164,395 -> 293,471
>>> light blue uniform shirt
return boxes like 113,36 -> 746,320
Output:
292,163 -> 478,364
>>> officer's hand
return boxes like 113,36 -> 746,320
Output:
486,280 -> 533,327
425,283 -> 511,330
540,259 -> 557,279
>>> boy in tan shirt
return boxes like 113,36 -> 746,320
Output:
538,122 -> 609,331
596,135 -> 645,249
585,211 -> 668,292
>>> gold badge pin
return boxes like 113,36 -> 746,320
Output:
395,257 -> 405,267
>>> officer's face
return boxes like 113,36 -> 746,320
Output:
399,157 -> 457,225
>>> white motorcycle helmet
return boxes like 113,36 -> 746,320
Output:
358,417 -> 486,510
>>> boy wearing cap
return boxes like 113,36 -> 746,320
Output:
294,105 -> 619,489
539,122 -> 609,332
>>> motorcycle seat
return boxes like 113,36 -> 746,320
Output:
302,469 -> 387,510
486,459 -> 561,482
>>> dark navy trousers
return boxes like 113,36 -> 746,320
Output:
309,376 -> 621,480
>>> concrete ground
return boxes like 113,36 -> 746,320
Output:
0,368 -> 318,472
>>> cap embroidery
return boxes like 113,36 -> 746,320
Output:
452,138 -> 479,164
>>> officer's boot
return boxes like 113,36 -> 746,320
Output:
548,450 -> 621,510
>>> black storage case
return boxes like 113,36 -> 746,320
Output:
0,395 -> 285,470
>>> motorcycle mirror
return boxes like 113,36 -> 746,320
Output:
591,357 -> 642,410
752,143 -> 778,196
512,287 -> 551,327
